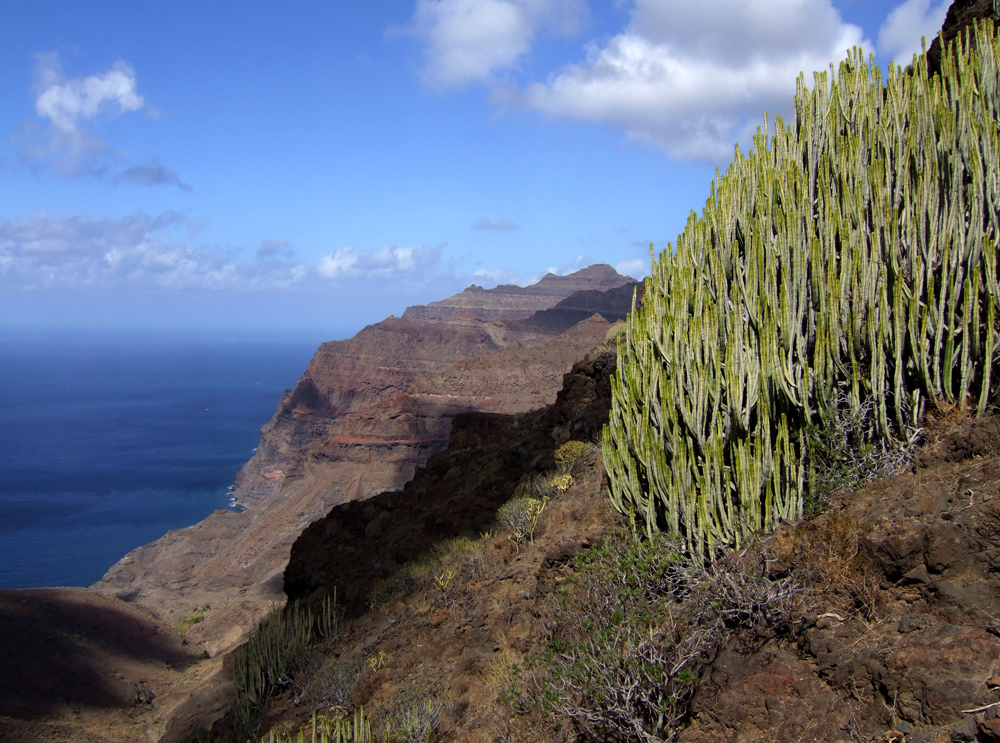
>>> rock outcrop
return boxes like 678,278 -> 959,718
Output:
926,0 -> 997,76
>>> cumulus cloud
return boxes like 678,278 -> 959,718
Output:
316,244 -> 441,281
0,212 -> 306,291
473,216 -> 520,230
497,0 -> 867,162
114,158 -> 192,191
14,53 -> 187,184
877,0 -> 950,63
404,0 -> 589,88
33,53 -> 144,130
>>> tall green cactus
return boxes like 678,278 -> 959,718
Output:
604,22 -> 1000,560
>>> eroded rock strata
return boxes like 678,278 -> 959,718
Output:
92,265 -> 634,658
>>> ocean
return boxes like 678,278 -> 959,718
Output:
0,331 -> 322,589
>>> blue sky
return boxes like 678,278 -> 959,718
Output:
0,0 -> 949,339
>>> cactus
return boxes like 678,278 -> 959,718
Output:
232,597 -> 340,740
604,22 -> 1000,561
265,709 -> 373,743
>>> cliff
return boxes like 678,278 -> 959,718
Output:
91,266 -> 635,661
400,264 -> 628,324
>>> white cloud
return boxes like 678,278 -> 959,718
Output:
317,248 -> 359,279
14,53 -> 187,185
473,217 -> 520,230
18,53 -> 145,175
316,244 -> 441,281
877,0 -> 949,63
0,212 -> 306,290
500,0 -> 867,162
405,0 -> 589,88
616,258 -> 649,279
34,53 -> 144,133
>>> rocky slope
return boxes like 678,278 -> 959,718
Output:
250,361 -> 1000,743
91,265 -> 634,664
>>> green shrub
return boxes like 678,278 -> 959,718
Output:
364,513 -> 387,539
177,606 -> 209,632
464,460 -> 500,494
324,519 -> 341,539
386,522 -> 415,548
367,578 -> 391,610
604,23 -> 1000,560
497,496 -> 546,546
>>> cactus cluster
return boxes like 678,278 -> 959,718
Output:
603,22 -> 1000,560
233,598 -> 339,740
265,709 -> 372,743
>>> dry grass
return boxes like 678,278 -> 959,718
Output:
790,512 -> 882,620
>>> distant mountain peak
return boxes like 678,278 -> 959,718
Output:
402,263 -> 632,325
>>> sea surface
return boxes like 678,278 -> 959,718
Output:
0,331 -> 322,589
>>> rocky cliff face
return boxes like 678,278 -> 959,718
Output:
282,346 -> 619,619
231,265 -> 633,511
92,266 -> 635,659
400,264 -> 629,324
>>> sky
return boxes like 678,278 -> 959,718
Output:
0,0 -> 950,340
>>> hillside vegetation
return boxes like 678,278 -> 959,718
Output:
605,21 -> 1000,559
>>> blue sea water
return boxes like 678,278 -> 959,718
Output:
0,331 -> 322,589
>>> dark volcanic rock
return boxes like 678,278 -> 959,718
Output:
926,0 -> 998,76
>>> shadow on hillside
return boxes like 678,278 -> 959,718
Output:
283,351 -> 617,619
0,587 -> 197,718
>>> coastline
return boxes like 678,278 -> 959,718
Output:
0,332 -> 320,590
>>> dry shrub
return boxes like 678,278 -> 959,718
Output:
497,496 -> 547,546
804,392 -> 920,513
300,659 -> 364,711
375,686 -> 442,743
534,530 -> 800,743
791,512 -> 882,620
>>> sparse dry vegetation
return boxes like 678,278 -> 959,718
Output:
526,531 -> 800,743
